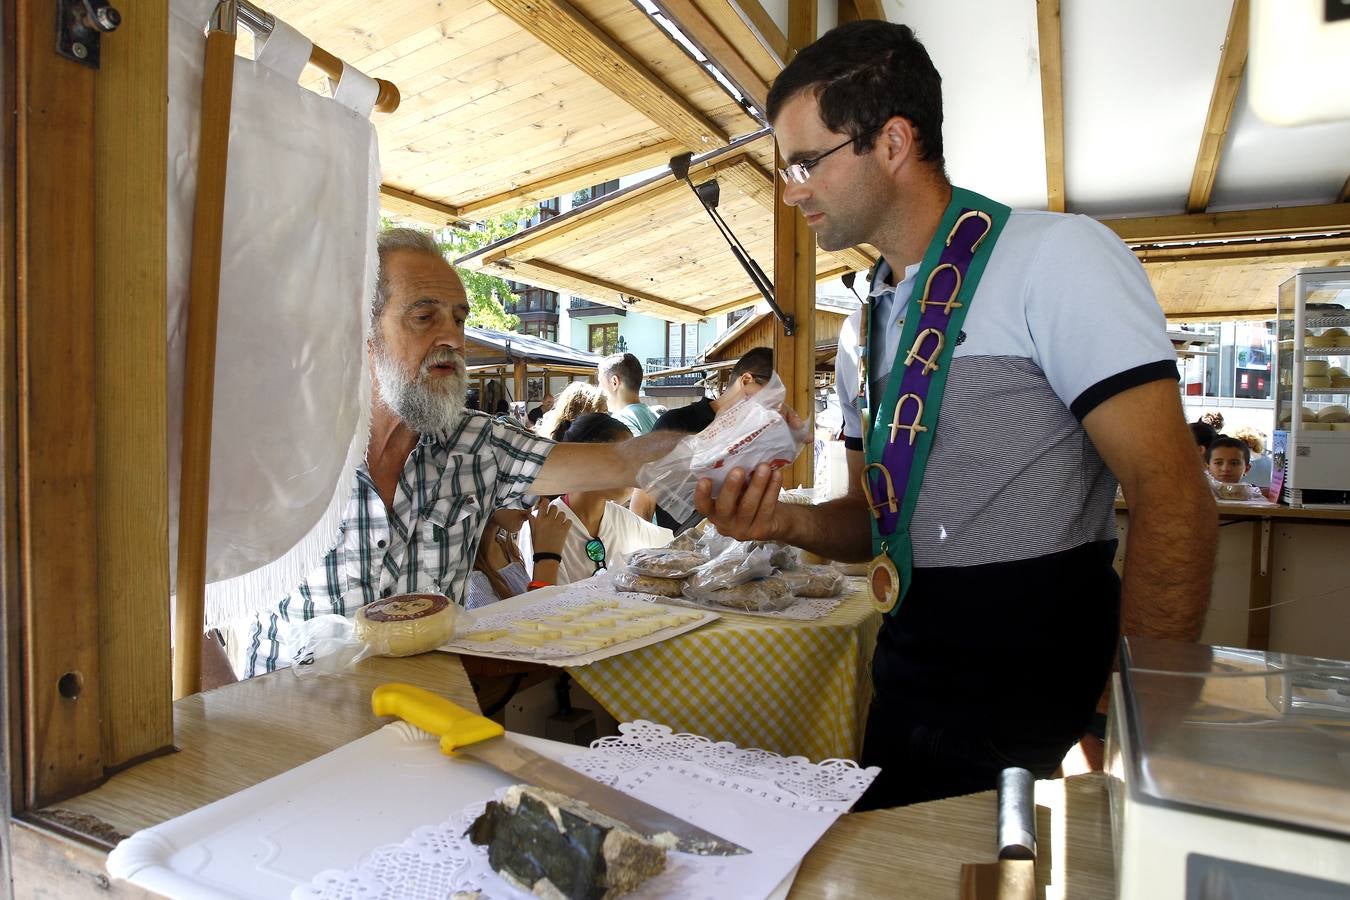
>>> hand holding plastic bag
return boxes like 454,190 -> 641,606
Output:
637,374 -> 810,522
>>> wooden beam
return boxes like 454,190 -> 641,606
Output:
379,185 -> 462,227
485,0 -> 730,151
704,265 -> 857,317
777,0 -> 816,488
1133,235 -> 1350,264
1102,203 -> 1350,244
15,0 -> 104,803
2,0 -> 20,816
850,0 -> 887,21
95,0 -> 173,768
726,0 -> 789,65
486,259 -> 706,323
1187,0 -> 1249,213
1165,309 -> 1275,324
470,150 -> 757,265
1035,0 -> 1066,212
456,141 -> 684,218
718,159 -> 877,272
649,0 -> 772,110
1338,173 -> 1350,204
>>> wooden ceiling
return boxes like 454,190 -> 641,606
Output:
257,0 -> 1350,321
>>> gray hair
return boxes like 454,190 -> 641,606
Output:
374,227 -> 444,326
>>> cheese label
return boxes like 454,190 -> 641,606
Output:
362,593 -> 450,623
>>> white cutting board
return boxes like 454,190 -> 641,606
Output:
107,723 -> 801,900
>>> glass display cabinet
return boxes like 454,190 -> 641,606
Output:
1274,267 -> 1350,506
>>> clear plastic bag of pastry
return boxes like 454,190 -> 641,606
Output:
684,543 -> 775,595
780,564 -> 846,598
684,574 -> 795,612
611,567 -> 685,598
623,546 -> 708,578
288,592 -> 460,678
636,374 -> 811,523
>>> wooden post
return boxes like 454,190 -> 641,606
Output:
13,0 -> 104,804
96,0 -> 173,767
514,358 -> 527,411
773,0 -> 817,489
174,19 -> 238,700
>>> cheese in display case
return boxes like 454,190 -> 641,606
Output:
1273,267 -> 1350,506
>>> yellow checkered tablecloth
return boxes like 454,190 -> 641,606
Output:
567,582 -> 880,763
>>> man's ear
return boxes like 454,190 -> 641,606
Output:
877,116 -> 917,171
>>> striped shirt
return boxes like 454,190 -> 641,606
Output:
244,411 -> 552,675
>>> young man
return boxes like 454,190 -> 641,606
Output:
598,352 -> 657,436
652,347 -> 774,434
244,230 -> 683,675
637,347 -> 775,529
695,21 -> 1216,808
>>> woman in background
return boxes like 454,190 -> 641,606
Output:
535,382 -> 607,442
521,413 -> 672,584
465,500 -> 571,608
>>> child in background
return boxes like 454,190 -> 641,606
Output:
1206,436 -> 1264,500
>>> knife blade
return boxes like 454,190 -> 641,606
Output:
372,683 -> 749,856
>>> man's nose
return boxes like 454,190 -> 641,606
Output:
781,179 -> 808,208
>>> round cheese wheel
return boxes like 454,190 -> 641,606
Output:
1305,376 -> 1332,390
1304,359 -> 1330,376
1333,423 -> 1350,432
1306,334 -> 1331,349
1303,422 -> 1333,431
355,593 -> 458,657
1317,404 -> 1350,423
1324,327 -> 1349,338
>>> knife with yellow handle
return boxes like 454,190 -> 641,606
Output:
371,683 -> 749,856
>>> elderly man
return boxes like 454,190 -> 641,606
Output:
696,21 -> 1216,808
244,229 -> 682,674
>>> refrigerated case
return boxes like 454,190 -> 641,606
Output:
1274,267 -> 1350,506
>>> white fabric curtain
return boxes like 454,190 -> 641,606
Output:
167,0 -> 379,626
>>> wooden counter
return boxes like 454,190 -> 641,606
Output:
1116,497 -> 1350,522
13,652 -> 1116,899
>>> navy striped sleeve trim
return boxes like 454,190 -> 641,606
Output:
1070,359 -> 1180,421
842,434 -> 864,452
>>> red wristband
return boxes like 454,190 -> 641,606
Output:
527,579 -> 552,591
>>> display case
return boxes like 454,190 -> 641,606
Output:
1274,266 -> 1350,506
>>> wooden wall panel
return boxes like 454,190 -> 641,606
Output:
94,0 -> 172,768
15,0 -> 103,803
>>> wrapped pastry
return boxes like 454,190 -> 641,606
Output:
623,547 -> 707,578
781,565 -> 846,598
686,575 -> 793,612
612,569 -> 685,598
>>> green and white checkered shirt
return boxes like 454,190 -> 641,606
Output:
244,410 -> 553,676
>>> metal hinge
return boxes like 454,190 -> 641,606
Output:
56,0 -> 121,69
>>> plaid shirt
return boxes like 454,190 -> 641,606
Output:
244,411 -> 553,675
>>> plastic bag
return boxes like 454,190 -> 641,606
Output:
288,614 -> 376,678
684,575 -> 794,612
637,374 -> 810,522
623,547 -> 708,578
611,568 -> 685,598
684,544 -> 775,595
781,564 -> 846,598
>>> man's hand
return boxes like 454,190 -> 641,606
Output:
694,464 -> 786,542
527,498 -> 571,555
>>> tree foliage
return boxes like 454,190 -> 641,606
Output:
435,209 -> 533,332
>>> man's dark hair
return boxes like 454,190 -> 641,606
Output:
765,20 -> 944,166
526,405 -> 544,425
1207,435 -> 1250,464
599,352 -> 644,392
730,346 -> 774,384
560,412 -> 631,445
1189,421 -> 1218,450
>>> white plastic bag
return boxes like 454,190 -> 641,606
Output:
637,374 -> 809,522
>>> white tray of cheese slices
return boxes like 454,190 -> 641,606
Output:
441,580 -> 717,666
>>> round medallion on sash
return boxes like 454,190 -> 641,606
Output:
868,552 -> 900,614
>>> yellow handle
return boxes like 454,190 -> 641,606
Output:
372,683 -> 505,754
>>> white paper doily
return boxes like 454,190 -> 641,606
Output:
586,571 -> 848,621
295,721 -> 878,900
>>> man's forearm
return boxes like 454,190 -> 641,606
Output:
529,431 -> 684,496
776,494 -> 875,563
1119,476 -> 1217,641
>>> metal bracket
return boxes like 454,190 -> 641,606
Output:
780,313 -> 796,337
56,0 -> 122,69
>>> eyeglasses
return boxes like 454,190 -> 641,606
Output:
585,537 -> 607,574
778,134 -> 861,185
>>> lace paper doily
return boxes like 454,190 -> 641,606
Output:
296,721 -> 878,900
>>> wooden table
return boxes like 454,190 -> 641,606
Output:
13,653 -> 1116,899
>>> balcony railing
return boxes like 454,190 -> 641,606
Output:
569,297 -> 624,317
646,356 -> 701,387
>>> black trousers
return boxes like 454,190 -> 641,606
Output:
853,540 -> 1120,811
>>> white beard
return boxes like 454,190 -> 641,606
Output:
373,345 -> 467,435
